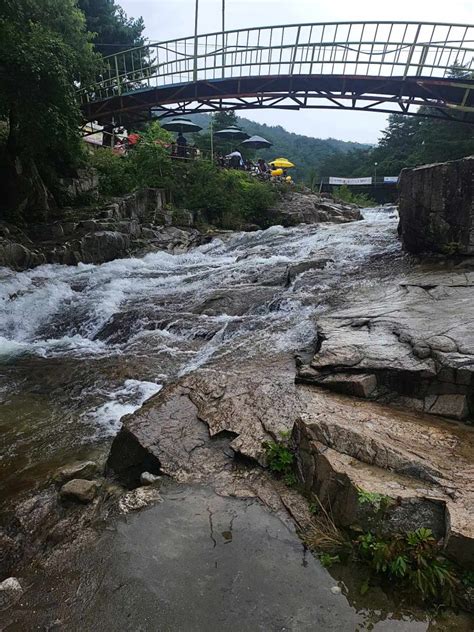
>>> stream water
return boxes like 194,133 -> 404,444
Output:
2,208 -> 474,630
0,208 -> 402,505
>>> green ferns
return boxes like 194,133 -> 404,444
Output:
356,528 -> 458,605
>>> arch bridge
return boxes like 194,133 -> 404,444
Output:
78,21 -> 474,126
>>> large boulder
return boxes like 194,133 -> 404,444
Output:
398,156 -> 474,255
273,192 -> 362,226
298,268 -> 474,422
80,231 -> 130,263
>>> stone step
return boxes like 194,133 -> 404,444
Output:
295,385 -> 474,566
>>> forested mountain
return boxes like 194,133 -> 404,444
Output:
317,66 -> 474,180
320,110 -> 474,181
186,88 -> 474,184
185,113 -> 371,183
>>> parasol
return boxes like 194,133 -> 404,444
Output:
214,126 -> 249,140
161,118 -> 203,133
240,135 -> 273,149
270,158 -> 295,168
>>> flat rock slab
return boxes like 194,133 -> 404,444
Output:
304,268 -> 474,420
5,484 -> 436,631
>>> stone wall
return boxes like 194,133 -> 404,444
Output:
0,188 -> 202,270
398,156 -> 474,254
57,168 -> 99,203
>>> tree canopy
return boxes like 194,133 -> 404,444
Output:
77,0 -> 145,56
0,0 -> 98,168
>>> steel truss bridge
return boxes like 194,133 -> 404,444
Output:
78,21 -> 474,126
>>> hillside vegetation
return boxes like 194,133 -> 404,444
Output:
186,112 -> 370,184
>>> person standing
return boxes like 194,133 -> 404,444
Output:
225,148 -> 244,169
176,132 -> 187,158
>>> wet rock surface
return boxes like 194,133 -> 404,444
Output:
59,479 -> 100,503
4,484 -> 429,632
298,267 -> 474,421
275,191 -> 363,226
53,460 -> 99,484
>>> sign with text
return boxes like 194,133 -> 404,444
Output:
329,177 -> 372,185
384,176 -> 399,183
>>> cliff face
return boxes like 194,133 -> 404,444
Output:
398,156 -> 474,255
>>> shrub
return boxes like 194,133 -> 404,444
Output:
90,149 -> 135,197
356,528 -> 458,605
333,184 -> 375,207
179,162 -> 276,229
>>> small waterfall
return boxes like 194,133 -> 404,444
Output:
0,209 -> 400,500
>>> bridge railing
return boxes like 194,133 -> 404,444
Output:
78,21 -> 474,104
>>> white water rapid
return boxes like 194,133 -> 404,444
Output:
0,207 -> 400,501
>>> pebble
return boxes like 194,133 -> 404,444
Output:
0,577 -> 23,610
140,471 -> 162,486
330,586 -> 342,595
59,479 -> 100,503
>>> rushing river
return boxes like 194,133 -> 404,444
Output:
3,208 -> 474,631
0,208 -> 400,505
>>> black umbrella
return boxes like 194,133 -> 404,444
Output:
161,118 -> 202,133
214,126 -> 249,140
240,135 -> 273,149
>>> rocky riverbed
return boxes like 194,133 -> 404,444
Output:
1,205 -> 473,630
0,187 -> 362,270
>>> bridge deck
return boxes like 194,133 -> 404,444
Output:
78,21 -> 474,124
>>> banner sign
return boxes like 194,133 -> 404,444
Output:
329,177 -> 372,185
384,176 -> 399,183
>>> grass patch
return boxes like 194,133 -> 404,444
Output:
333,184 -> 375,207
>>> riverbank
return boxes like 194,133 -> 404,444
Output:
1,206 -> 473,628
0,188 -> 362,270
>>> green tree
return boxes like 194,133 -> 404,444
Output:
212,111 -> 238,131
0,0 -> 99,220
77,0 -> 148,130
77,0 -> 145,56
0,0 -> 98,166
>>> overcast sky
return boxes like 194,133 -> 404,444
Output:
119,0 -> 473,143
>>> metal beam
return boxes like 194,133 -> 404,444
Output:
78,20 -> 474,127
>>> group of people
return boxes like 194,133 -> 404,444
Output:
109,130 -> 202,160
216,151 -> 292,183
104,128 -> 292,183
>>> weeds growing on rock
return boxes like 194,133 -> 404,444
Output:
303,489 -> 466,609
357,488 -> 392,513
262,433 -> 296,486
355,528 -> 458,606
304,493 -> 350,554
319,553 -> 341,568
263,441 -> 294,473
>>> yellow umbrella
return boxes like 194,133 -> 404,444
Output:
270,158 -> 295,169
